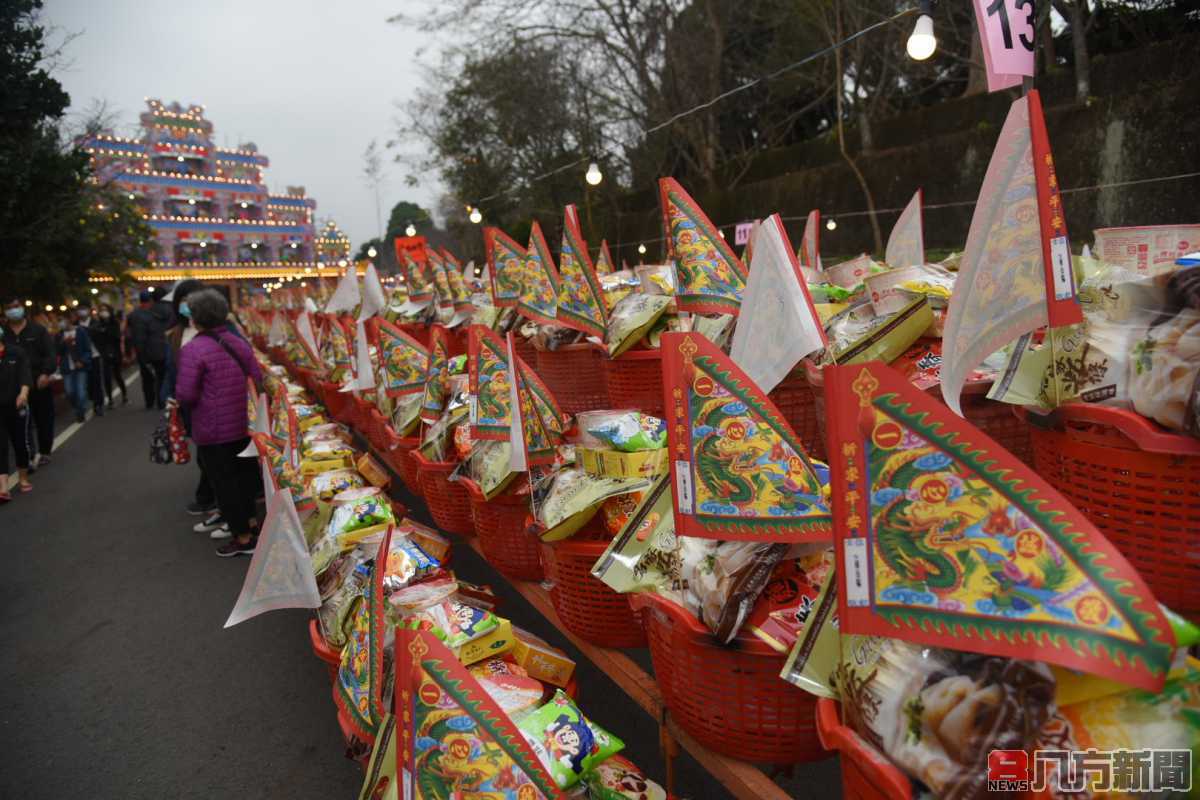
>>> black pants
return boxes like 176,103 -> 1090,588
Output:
197,438 -> 258,537
138,359 -> 166,409
195,461 -> 215,506
27,385 -> 54,457
0,404 -> 31,475
87,361 -> 104,413
100,354 -> 127,403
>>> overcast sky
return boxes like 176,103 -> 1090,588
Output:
43,0 -> 444,248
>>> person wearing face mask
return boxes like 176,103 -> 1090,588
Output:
0,335 -> 33,502
89,302 -> 127,408
2,299 -> 57,467
59,306 -> 95,423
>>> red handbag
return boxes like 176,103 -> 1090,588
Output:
168,406 -> 191,465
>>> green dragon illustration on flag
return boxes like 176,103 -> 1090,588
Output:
401,250 -> 435,305
441,249 -> 475,314
659,177 -> 747,316
826,362 -> 1174,691
663,332 -> 832,541
374,318 -> 429,396
555,205 -> 607,338
335,528 -> 390,744
468,325 -> 513,441
485,227 -> 526,309
517,221 -> 560,326
420,325 -> 452,424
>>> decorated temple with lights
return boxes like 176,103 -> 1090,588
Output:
81,99 -> 347,293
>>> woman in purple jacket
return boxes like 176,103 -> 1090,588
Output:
174,289 -> 264,557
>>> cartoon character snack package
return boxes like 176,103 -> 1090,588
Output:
586,412 -> 667,452
518,691 -> 624,789
306,468 -> 366,502
380,536 -> 439,594
583,755 -> 667,800
836,635 -> 1056,800
328,488 -> 396,549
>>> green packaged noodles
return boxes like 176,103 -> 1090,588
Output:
517,690 -> 624,789
329,487 -> 395,534
587,412 -> 667,452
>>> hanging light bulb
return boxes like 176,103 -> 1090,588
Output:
585,162 -> 602,186
25,300 -> 32,307
91,288 -> 99,295
637,243 -> 647,255
469,207 -> 482,224
367,246 -> 378,259
906,13 -> 936,61
826,218 -> 838,231
717,229 -> 726,239
405,223 -> 417,237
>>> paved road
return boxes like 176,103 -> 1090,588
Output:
0,395 -> 839,799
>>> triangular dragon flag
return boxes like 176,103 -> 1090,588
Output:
826,361 -> 1173,691
886,188 -> 925,268
394,626 -> 566,800
427,250 -> 455,315
515,355 -> 567,439
799,209 -> 820,271
320,315 -> 354,379
468,325 -> 512,440
359,263 -> 387,321
374,318 -> 429,396
224,488 -> 320,627
730,214 -> 827,394
941,90 -> 1083,416
516,221 -> 560,326
296,310 -> 321,361
353,319 -> 376,391
326,267 -> 361,314
335,527 -> 391,744
440,249 -> 475,314
401,250 -> 435,306
594,239 -> 615,275
507,332 -> 557,466
420,325 -> 451,424
556,204 -> 607,338
662,331 -> 832,541
659,177 -> 748,316
484,226 -> 525,308
267,310 -> 287,346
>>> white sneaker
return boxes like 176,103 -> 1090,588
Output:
193,512 -> 225,533
209,525 -> 232,540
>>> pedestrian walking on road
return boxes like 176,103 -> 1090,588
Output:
0,335 -> 34,502
173,289 -> 264,557
3,299 -> 57,467
90,302 -> 128,408
127,290 -> 172,410
59,308 -> 95,424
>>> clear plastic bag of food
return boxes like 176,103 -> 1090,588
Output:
586,411 -> 667,452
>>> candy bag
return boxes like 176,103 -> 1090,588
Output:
518,690 -> 625,789
307,469 -> 366,501
587,412 -> 667,452
583,755 -> 667,800
380,536 -> 438,594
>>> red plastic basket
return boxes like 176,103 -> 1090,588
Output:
308,619 -> 343,684
540,538 -> 646,649
816,698 -> 912,800
808,362 -> 1034,466
534,343 -> 610,415
364,407 -> 394,454
380,437 -> 423,498
1027,403 -> 1200,615
463,479 -> 543,581
351,395 -> 375,436
632,593 -> 825,764
603,348 -> 664,417
398,322 -> 430,348
512,336 -> 539,368
767,368 -> 825,461
412,450 -> 475,536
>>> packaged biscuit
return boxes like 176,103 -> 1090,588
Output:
518,691 -> 624,789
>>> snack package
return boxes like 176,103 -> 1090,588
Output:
391,392 -> 422,436
534,467 -> 650,540
605,294 -> 672,356
679,537 -> 790,644
599,490 -> 644,537
467,440 -> 519,499
304,437 -> 355,460
317,560 -> 370,648
583,756 -> 667,800
380,535 -> 439,594
510,627 -> 577,688
591,477 -> 686,606
635,264 -> 677,296
328,488 -> 396,548
586,412 -> 667,453
387,576 -> 458,619
822,296 -> 933,365
744,550 -> 831,653
469,657 -> 530,680
307,468 -> 366,501
292,403 -> 327,431
394,517 -> 451,564
600,269 -> 641,310
471,669 -> 545,719
836,635 -> 1055,800
518,691 -> 625,789
1129,307 -> 1200,436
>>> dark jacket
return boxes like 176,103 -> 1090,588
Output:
59,325 -> 94,374
0,343 -> 32,406
88,316 -> 123,359
2,320 -> 56,378
127,302 -> 173,362
176,329 -> 263,445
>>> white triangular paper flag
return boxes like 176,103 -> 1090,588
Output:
730,214 -> 827,393
358,263 -> 387,321
506,335 -> 527,472
325,268 -> 361,314
354,319 -> 375,391
267,312 -> 287,346
886,189 -> 925,268
260,454 -> 276,504
296,311 -> 320,360
304,297 -> 318,313
224,489 -> 319,627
